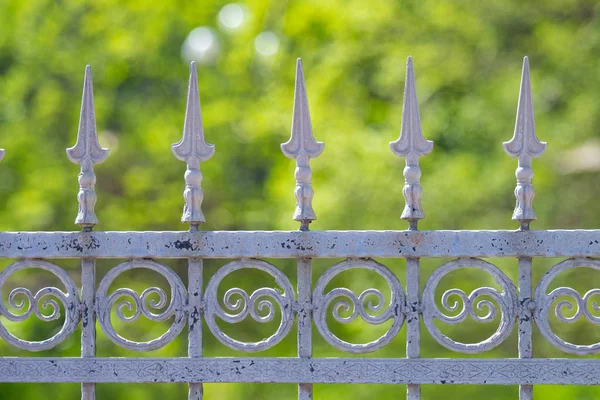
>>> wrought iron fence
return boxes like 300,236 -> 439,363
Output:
0,56 -> 598,400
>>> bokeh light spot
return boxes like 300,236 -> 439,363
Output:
254,31 -> 279,57
218,3 -> 247,31
181,27 -> 219,64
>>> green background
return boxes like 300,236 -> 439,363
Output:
0,0 -> 600,398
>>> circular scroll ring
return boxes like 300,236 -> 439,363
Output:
0,259 -> 81,351
312,258 -> 405,354
421,258 -> 518,354
203,258 -> 295,352
534,258 -> 600,355
96,259 -> 187,351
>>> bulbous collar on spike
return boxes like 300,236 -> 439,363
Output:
281,59 -> 324,230
67,65 -> 109,167
503,57 -> 547,162
503,57 -> 547,229
172,62 -> 215,167
67,65 -> 109,229
173,62 -> 215,228
390,57 -> 433,228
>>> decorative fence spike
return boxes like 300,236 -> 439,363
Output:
281,58 -> 324,231
503,57 -> 547,229
6,55 -> 600,400
390,57 -> 433,230
172,62 -> 215,229
66,65 -> 109,229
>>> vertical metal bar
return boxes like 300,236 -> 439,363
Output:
391,56 -> 430,400
298,258 -> 313,400
518,257 -> 533,400
81,258 -> 96,400
188,258 -> 203,400
406,257 -> 420,400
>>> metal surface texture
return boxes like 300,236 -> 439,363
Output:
0,229 -> 599,258
0,358 -> 599,385
0,57 -> 599,400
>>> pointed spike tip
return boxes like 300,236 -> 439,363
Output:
66,63 -> 109,165
390,55 -> 433,158
172,61 -> 215,164
502,56 -> 547,159
519,57 -> 531,95
405,57 -> 415,86
281,58 -> 324,159
296,58 -> 304,77
522,57 -> 530,76
84,65 -> 92,86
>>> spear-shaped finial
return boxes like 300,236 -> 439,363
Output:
281,59 -> 324,231
503,57 -> 547,230
390,57 -> 433,230
172,62 -> 215,231
67,65 -> 109,230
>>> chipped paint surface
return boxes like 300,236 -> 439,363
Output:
0,357 -> 599,385
2,234 -> 600,394
0,230 -> 598,258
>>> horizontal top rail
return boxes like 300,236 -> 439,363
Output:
0,230 -> 598,259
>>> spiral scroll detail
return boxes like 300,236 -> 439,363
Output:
204,259 -> 295,352
96,260 -> 187,351
421,258 -> 517,354
313,259 -> 405,353
0,260 -> 80,351
534,258 -> 600,355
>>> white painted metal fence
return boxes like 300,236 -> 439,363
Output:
0,56 -> 598,400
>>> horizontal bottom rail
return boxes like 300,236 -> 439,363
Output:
0,358 -> 597,385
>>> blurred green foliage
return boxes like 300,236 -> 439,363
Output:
0,0 -> 600,399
